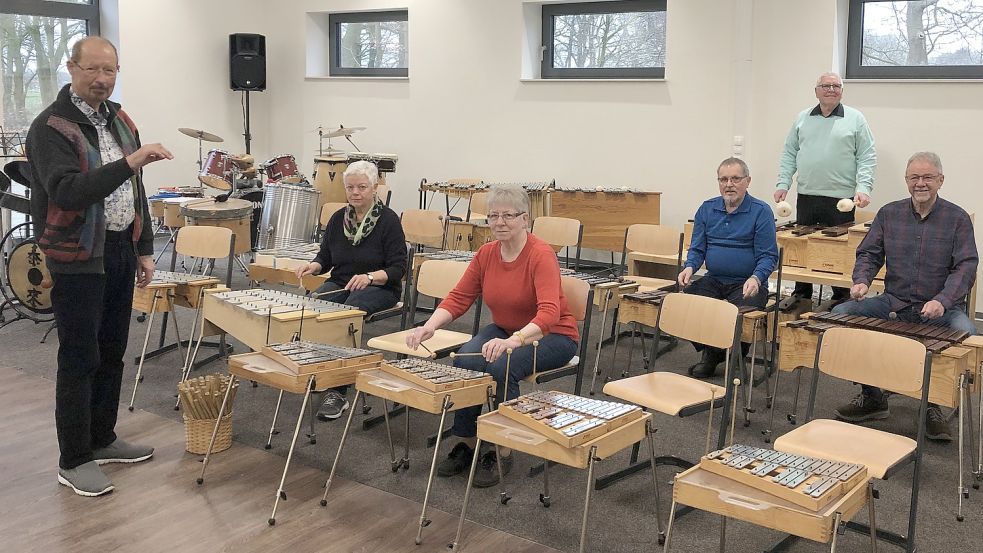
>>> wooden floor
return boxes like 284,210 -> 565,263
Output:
0,366 -> 558,553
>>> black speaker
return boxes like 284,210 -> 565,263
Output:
229,33 -> 266,91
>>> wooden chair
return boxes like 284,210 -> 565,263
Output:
854,209 -> 875,224
401,209 -> 446,251
531,215 -> 583,269
376,183 -> 392,206
598,293 -> 743,541
467,191 -> 488,223
319,202 -> 348,228
366,259 -> 477,359
523,275 -> 594,395
618,223 -> 683,289
771,327 -> 931,553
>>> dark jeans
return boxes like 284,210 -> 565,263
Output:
793,193 -> 855,300
684,275 -> 767,356
833,295 -> 977,402
51,230 -> 136,469
314,280 -> 399,395
450,324 -> 578,438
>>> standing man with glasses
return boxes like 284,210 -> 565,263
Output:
832,152 -> 977,441
27,36 -> 173,496
775,72 -> 877,306
678,157 -> 779,377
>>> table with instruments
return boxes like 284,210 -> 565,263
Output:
196,341 -> 384,525
550,188 -> 661,252
322,358 -> 495,545
450,391 -> 655,553
420,180 -> 553,224
249,243 -> 328,291
665,444 -> 872,548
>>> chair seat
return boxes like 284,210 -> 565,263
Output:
630,276 -> 676,292
523,355 -> 578,382
773,418 -> 916,479
367,329 -> 472,359
602,372 -> 726,416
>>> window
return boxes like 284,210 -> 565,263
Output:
1,0 -> 98,150
328,10 -> 408,77
541,0 -> 666,79
847,0 -> 983,79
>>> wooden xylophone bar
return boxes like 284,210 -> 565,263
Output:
792,311 -> 969,353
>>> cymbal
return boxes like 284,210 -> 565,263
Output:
323,126 -> 366,138
178,127 -> 224,142
313,148 -> 348,156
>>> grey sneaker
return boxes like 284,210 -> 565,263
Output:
316,390 -> 350,421
835,392 -> 889,422
925,406 -> 953,442
92,439 -> 154,464
58,461 -> 114,497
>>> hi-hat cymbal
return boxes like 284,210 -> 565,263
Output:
313,148 -> 348,156
178,127 -> 224,142
323,126 -> 366,138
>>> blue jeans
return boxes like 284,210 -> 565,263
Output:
832,295 -> 977,401
450,324 -> 578,438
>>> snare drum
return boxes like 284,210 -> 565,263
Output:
258,183 -> 321,250
162,197 -> 189,229
199,149 -> 233,190
261,154 -> 300,182
181,198 -> 253,254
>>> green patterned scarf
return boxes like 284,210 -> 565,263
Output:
344,199 -> 384,246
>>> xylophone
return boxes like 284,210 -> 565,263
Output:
700,444 -> 867,511
199,288 -> 365,352
133,270 -> 222,313
499,390 -> 643,448
795,311 -> 969,353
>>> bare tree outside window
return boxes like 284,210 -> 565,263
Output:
329,11 -> 408,77
848,0 -> 983,77
542,1 -> 666,79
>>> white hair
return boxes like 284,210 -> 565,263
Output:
815,72 -> 843,87
906,151 -> 944,175
343,160 -> 379,186
487,184 -> 529,214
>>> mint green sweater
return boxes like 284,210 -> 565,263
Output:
776,104 -> 876,198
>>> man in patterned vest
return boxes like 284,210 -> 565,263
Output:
27,36 -> 173,496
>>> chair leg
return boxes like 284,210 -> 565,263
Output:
744,323 -> 759,428
266,390 -> 284,450
763,366 -> 785,443
789,369 -> 802,425
578,446 -> 599,553
321,390 -> 361,506
867,481 -> 878,553
450,437 -> 484,552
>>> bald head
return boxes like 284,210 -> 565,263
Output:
71,36 -> 118,64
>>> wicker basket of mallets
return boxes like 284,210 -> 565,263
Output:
178,374 -> 238,454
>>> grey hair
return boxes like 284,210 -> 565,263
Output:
343,160 -> 379,186
815,72 -> 843,87
487,184 -> 530,214
71,36 -> 119,64
718,157 -> 750,177
906,151 -> 944,175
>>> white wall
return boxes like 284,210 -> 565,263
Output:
114,0 -> 982,311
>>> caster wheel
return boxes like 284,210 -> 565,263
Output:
196,478 -> 203,485
173,406 -> 179,411
658,535 -> 666,546
310,438 -> 316,445
279,490 -> 287,500
501,495 -> 511,505
268,518 -> 276,526
764,437 -> 771,444
974,483 -> 980,490
137,314 -> 146,323
963,491 -> 970,499
392,466 -> 399,473
128,406 -> 134,412
264,444 -> 272,450
766,399 -> 773,409
415,539 -> 422,545
402,461 -> 410,471
138,376 -> 144,383
362,406 -> 371,414
589,391 -> 595,396
743,421 -> 750,427
421,519 -> 431,528
957,515 -> 964,522
320,499 -> 327,507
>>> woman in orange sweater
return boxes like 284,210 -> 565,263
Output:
406,184 -> 579,488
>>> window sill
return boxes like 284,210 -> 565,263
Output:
845,78 -> 983,84
305,75 -> 409,81
519,78 -> 665,82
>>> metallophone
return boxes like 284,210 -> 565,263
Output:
322,358 -> 495,545
419,179 -> 554,223
198,341 -> 384,526
777,310 -> 983,520
667,444 -> 873,547
451,389 -> 654,553
249,243 -> 327,291
128,270 -> 223,411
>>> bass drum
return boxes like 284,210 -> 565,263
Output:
1,223 -> 55,321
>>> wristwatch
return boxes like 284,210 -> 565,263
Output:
366,273 -> 375,284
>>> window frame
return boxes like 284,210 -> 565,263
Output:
846,0 -> 983,79
2,0 -> 100,35
540,0 -> 666,79
328,10 -> 408,77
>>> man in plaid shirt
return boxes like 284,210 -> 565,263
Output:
832,152 -> 978,441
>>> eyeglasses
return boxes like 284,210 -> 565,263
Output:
486,211 -> 525,222
344,184 -> 371,192
905,174 -> 940,185
74,64 -> 118,77
816,83 -> 842,91
716,176 -> 747,185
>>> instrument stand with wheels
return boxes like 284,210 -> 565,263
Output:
321,361 -> 494,546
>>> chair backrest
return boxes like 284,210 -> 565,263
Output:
175,225 -> 235,260
401,209 -> 445,249
854,209 -> 875,224
817,327 -> 927,395
532,216 -> 581,248
319,202 -> 348,226
415,259 -> 470,300
658,292 -> 738,350
560,275 -> 590,322
376,184 -> 392,206
625,224 -> 681,255
468,192 -> 489,221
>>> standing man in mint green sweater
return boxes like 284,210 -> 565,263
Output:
774,72 -> 877,304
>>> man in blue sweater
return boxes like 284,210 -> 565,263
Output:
679,158 -> 779,377
774,72 -> 877,305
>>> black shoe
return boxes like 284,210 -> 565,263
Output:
437,442 -> 474,477
926,406 -> 953,442
316,390 -> 350,421
690,349 -> 725,379
835,392 -> 889,422
472,450 -> 513,488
